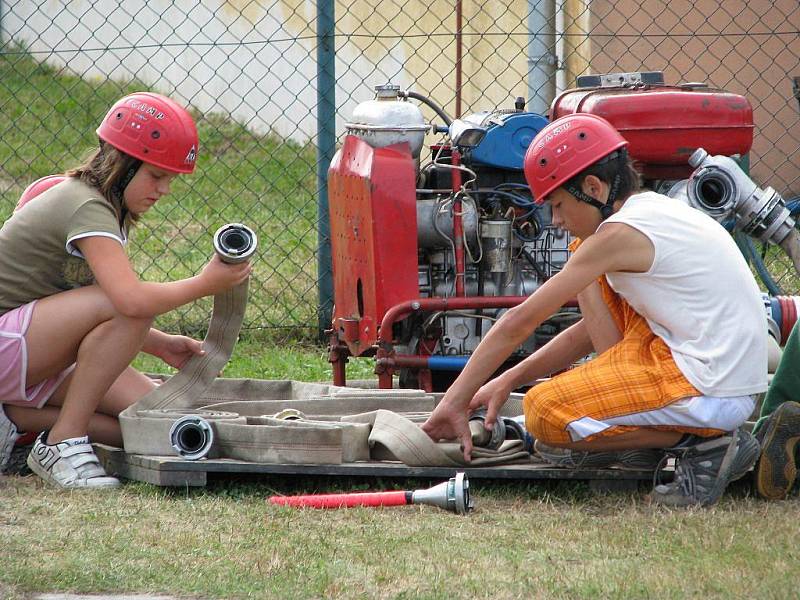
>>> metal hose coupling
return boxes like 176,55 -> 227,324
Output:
411,472 -> 474,515
468,408 -> 506,450
213,223 -> 258,264
169,415 -> 215,460
667,149 -> 795,245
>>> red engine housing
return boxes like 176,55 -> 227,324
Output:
327,135 -> 419,356
550,85 -> 754,179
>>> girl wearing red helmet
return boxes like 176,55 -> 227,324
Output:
423,114 -> 767,507
0,93 -> 251,488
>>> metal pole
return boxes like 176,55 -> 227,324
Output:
563,0 -> 591,87
527,0 -> 556,115
455,0 -> 463,118
317,0 -> 335,340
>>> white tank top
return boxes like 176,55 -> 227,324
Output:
599,191 -> 768,397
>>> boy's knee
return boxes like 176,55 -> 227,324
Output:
525,411 -> 564,445
523,386 -> 572,445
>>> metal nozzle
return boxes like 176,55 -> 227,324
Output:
411,472 -> 474,514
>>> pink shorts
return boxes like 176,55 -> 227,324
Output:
0,300 -> 74,409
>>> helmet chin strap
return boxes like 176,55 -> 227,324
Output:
110,156 -> 143,223
563,150 -> 626,221
564,183 -> 616,220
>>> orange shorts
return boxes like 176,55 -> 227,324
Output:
523,269 -> 726,445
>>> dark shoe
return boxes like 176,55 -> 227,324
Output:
2,432 -> 36,476
0,404 -> 24,475
534,440 -> 664,470
755,401 -> 800,500
652,428 -> 760,507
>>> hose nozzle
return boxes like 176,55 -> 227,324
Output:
268,472 -> 474,515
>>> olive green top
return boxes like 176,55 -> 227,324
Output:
0,178 -> 125,315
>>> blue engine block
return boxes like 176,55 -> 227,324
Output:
460,111 -> 549,171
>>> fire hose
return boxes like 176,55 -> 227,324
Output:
119,223 -> 257,459
269,472 -> 474,514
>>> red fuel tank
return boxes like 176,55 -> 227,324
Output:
550,84 -> 754,179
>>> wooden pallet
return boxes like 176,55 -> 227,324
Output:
96,445 -> 658,491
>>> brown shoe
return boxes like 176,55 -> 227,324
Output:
755,401 -> 800,500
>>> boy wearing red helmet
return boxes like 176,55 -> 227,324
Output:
423,114 -> 767,507
0,93 -> 250,488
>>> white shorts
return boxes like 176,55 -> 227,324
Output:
566,394 -> 756,442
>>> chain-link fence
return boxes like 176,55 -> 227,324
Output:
0,1 -> 798,339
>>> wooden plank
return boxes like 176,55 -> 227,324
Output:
95,445 -> 658,487
96,446 -> 206,486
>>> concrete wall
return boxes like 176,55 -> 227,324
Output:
589,0 -> 800,195
0,0 -> 531,145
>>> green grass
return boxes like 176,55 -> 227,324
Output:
132,334 -> 377,382
0,50 -> 321,339
2,476 -> 799,599
1,339 -> 798,599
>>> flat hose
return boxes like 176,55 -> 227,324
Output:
119,224 -> 255,457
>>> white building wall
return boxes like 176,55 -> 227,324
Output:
0,1 -> 532,142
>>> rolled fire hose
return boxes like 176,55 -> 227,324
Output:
119,224 -> 257,459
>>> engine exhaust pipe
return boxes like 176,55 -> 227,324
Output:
169,415 -> 215,460
268,472 -> 474,515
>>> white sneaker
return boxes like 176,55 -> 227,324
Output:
0,404 -> 20,472
27,432 -> 120,489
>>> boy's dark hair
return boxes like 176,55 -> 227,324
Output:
568,148 -> 642,205
66,141 -> 143,228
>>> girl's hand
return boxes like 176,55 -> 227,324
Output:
199,254 -> 252,296
157,334 -> 205,369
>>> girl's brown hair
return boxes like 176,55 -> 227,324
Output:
66,141 -> 142,228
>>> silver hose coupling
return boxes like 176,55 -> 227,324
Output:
411,472 -> 474,514
213,223 -> 258,264
169,415 -> 215,460
668,149 -> 794,245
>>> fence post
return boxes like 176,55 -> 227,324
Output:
317,0 -> 335,340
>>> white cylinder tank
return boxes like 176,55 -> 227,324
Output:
346,84 -> 429,157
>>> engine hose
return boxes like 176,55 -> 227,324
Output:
735,231 -> 782,296
398,90 -> 453,126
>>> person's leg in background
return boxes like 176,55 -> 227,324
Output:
754,321 -> 800,500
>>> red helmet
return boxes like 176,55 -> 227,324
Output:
96,92 -> 198,174
15,175 -> 66,212
524,113 -> 628,203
